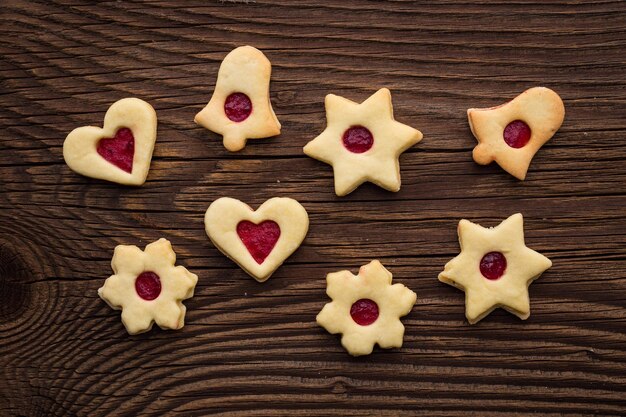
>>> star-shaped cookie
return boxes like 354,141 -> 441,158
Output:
317,260 -> 417,356
438,213 -> 552,324
303,88 -> 423,196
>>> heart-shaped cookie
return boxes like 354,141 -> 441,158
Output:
204,197 -> 309,282
63,98 -> 157,185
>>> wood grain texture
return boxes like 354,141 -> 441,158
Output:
1,0 -> 625,415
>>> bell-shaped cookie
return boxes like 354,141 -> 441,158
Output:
468,87 -> 565,180
194,46 -> 281,152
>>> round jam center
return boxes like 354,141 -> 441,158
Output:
96,127 -> 135,173
479,252 -> 507,280
135,271 -> 161,300
224,92 -> 253,122
503,120 -> 531,148
350,299 -> 379,326
342,126 -> 374,153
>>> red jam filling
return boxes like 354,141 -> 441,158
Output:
236,220 -> 281,264
480,252 -> 507,280
96,127 -> 135,173
350,299 -> 379,326
342,126 -> 374,153
135,271 -> 161,301
224,92 -> 253,122
503,120 -> 531,148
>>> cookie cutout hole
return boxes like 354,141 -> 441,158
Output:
224,93 -> 253,122
350,298 -> 379,326
237,220 -> 281,264
503,120 -> 531,149
135,271 -> 161,300
342,126 -> 374,153
480,252 -> 507,280
97,127 -> 135,173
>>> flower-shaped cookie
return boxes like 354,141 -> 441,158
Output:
317,260 -> 417,356
195,46 -> 281,151
438,213 -> 552,324
98,238 -> 198,335
468,87 -> 565,180
303,88 -> 423,196
63,97 -> 157,185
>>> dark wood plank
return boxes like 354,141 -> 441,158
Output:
1,0 -> 625,415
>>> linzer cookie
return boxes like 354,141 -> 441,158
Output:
98,238 -> 198,335
195,46 -> 281,152
204,197 -> 308,282
63,98 -> 157,185
303,88 -> 423,196
438,213 -> 552,324
316,260 -> 416,356
468,87 -> 565,180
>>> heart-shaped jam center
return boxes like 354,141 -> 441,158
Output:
135,271 -> 161,300
224,92 -> 253,122
503,120 -> 531,148
237,220 -> 281,264
350,299 -> 379,326
342,125 -> 374,153
97,127 -> 135,173
480,252 -> 507,280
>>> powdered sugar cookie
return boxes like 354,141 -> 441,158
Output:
438,213 -> 552,324
204,197 -> 308,282
194,46 -> 281,152
98,238 -> 198,335
317,260 -> 416,356
468,87 -> 565,180
303,88 -> 422,196
63,97 -> 157,185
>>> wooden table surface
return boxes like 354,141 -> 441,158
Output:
2,1 -> 626,416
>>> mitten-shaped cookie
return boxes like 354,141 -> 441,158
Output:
63,98 -> 157,185
468,87 -> 564,180
195,46 -> 281,151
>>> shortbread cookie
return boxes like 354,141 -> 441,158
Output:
468,87 -> 565,180
438,213 -> 552,324
194,46 -> 281,152
303,88 -> 423,196
317,260 -> 416,356
98,238 -> 198,335
63,98 -> 157,185
204,197 -> 308,282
